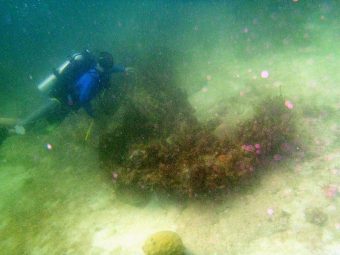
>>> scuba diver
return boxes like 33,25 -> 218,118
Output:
11,49 -> 134,134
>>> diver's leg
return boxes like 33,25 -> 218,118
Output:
0,127 -> 9,145
15,98 -> 61,134
0,118 -> 17,127
0,118 -> 17,140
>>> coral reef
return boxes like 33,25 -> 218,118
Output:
103,95 -> 300,198
143,231 -> 185,255
98,49 -> 301,199
236,97 -> 298,158
115,126 -> 256,198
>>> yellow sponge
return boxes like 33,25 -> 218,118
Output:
143,231 -> 185,255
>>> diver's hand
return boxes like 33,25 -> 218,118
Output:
125,67 -> 136,75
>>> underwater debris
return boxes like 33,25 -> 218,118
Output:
323,184 -> 338,199
143,231 -> 185,255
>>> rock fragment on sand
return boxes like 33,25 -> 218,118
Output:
304,207 -> 328,226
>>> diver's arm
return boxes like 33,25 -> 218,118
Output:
124,67 -> 135,74
110,65 -> 135,74
110,64 -> 126,73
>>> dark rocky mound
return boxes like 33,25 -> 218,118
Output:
97,49 -> 301,199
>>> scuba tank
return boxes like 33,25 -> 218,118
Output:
37,60 -> 70,93
37,49 -> 96,96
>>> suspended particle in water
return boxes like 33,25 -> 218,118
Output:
255,144 -> 261,155
284,100 -> 294,109
267,208 -> 275,217
273,154 -> 282,161
324,155 -> 334,161
242,144 -> 254,152
324,184 -> 338,199
202,87 -> 208,93
46,143 -> 52,150
281,142 -> 294,153
261,70 -> 269,78
335,223 -> 340,231
4,13 -> 12,25
112,172 -> 118,183
330,168 -> 340,176
206,75 -> 212,81
282,188 -> 293,197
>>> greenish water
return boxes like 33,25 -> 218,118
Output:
1,1 -> 340,254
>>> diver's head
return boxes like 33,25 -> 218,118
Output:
97,51 -> 114,71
